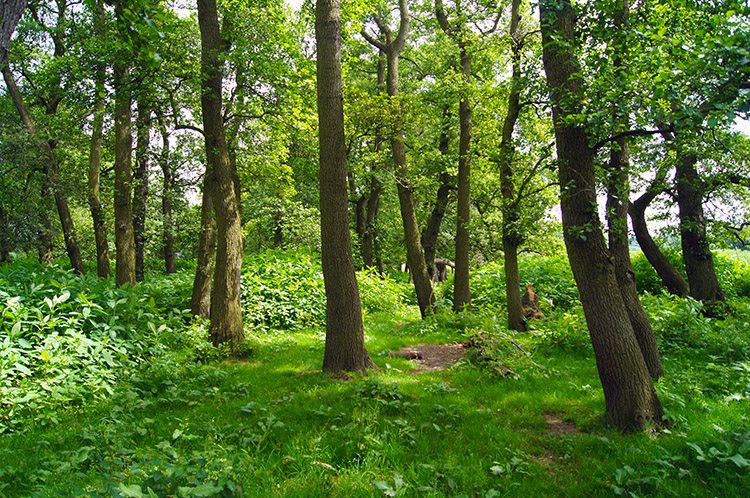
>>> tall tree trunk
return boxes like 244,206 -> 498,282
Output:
133,96 -> 150,282
2,62 -> 84,274
363,0 -> 434,317
88,55 -> 111,278
317,0 -> 372,373
607,141 -> 663,379
605,0 -> 662,380
436,0 -> 471,312
675,148 -> 725,308
191,170 -> 216,319
155,111 -> 176,274
540,0 -> 661,431
361,52 -> 386,271
499,0 -> 525,331
630,188 -> 690,297
198,0 -> 244,349
113,59 -> 136,287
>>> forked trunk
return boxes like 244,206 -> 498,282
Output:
541,0 -> 662,431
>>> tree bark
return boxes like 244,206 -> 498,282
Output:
2,62 -> 85,274
421,171 -> 453,280
316,0 -> 372,373
133,96 -> 150,282
155,110 -> 176,274
113,58 -> 136,287
629,188 -> 690,297
198,0 -> 244,349
605,0 -> 663,380
499,0 -> 525,331
0,1 -> 27,64
675,148 -> 725,308
191,169 -> 216,319
436,0 -> 471,312
540,0 -> 662,431
363,0 -> 435,317
87,35 -> 111,278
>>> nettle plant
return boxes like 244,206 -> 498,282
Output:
0,259 -> 187,432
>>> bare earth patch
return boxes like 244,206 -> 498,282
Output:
543,412 -> 579,435
388,343 -> 468,372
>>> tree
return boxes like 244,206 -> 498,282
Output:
362,0 -> 435,318
435,0 -> 473,312
197,0 -> 244,349
604,0 -> 663,379
540,0 -> 662,430
2,60 -> 85,274
133,95 -> 151,282
316,0 -> 372,373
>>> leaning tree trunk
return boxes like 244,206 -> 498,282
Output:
675,149 -> 725,309
499,0 -> 525,331
2,62 -> 85,274
630,189 -> 690,297
198,0 -> 244,349
190,169 -> 216,319
363,0 -> 434,317
541,0 -> 662,431
605,0 -> 662,380
133,96 -> 150,282
607,140 -> 663,380
317,0 -> 372,373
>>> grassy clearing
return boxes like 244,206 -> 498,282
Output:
1,252 -> 750,497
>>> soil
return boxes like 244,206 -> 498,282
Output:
387,343 -> 469,372
543,412 -> 578,435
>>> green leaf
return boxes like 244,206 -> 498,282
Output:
724,453 -> 750,468
118,484 -> 145,498
10,321 -> 21,337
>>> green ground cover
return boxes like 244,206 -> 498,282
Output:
1,251 -> 749,497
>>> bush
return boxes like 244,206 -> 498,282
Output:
0,258 -> 188,433
470,254 -> 578,313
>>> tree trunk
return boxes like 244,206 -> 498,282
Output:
363,0 -> 434,317
629,189 -> 690,297
113,59 -> 136,287
198,0 -> 244,349
0,1 -> 27,64
607,140 -> 663,380
133,96 -> 150,282
191,170 -> 216,319
155,111 -> 176,274
421,172 -> 453,280
605,0 -> 662,380
675,148 -> 725,308
540,0 -> 662,431
88,56 -> 111,278
317,0 -> 372,373
2,62 -> 85,274
37,177 -> 55,266
435,0 -> 471,312
499,0 -> 525,331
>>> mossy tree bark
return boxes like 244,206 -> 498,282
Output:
198,0 -> 244,349
317,0 -> 372,373
540,0 -> 662,431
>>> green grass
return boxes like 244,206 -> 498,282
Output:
2,254 -> 750,497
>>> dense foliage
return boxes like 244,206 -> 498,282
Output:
2,250 -> 750,496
